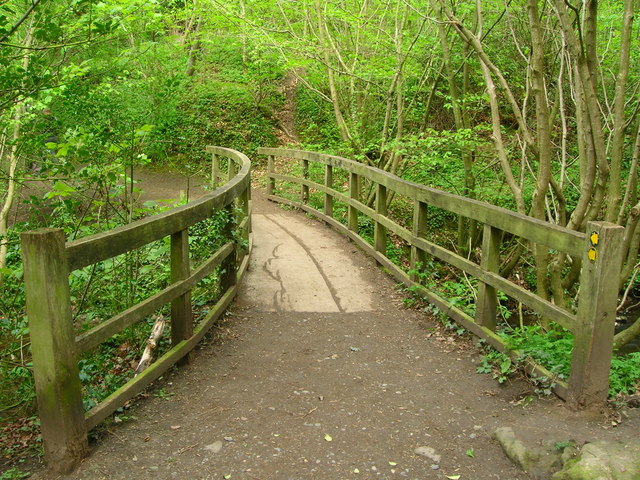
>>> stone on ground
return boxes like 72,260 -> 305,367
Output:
552,440 -> 640,480
494,426 -> 566,478
495,426 -> 640,480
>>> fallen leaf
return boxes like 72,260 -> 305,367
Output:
224,475 -> 231,479
324,434 -> 333,442
353,468 -> 360,473
446,476 -> 461,479
389,461 -> 397,466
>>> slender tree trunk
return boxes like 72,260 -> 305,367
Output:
0,18 -> 35,284
618,123 -> 640,225
315,0 -> 352,144
555,0 -> 610,231
606,0 -> 635,222
185,19 -> 201,77
527,0 -> 554,308
433,1 -> 475,254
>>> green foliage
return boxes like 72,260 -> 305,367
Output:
174,77 -> 279,161
476,349 -> 514,384
398,129 -> 522,210
408,261 -> 477,317
610,353 -> 640,398
475,326 -> 640,398
0,467 -> 31,480
503,326 -> 572,381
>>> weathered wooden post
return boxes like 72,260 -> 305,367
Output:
220,204 -> 238,291
211,152 -> 219,187
238,184 -> 251,264
228,156 -> 237,182
374,183 -> 387,256
410,200 -> 428,282
568,221 -> 624,409
348,172 -> 360,231
475,224 -> 501,331
301,157 -> 309,204
267,154 -> 275,196
170,229 -> 193,364
324,164 -> 333,218
20,229 -> 88,473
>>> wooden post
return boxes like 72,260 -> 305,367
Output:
324,164 -> 333,218
410,200 -> 428,282
228,157 -> 237,182
374,183 -> 387,255
568,221 -> 624,409
348,172 -> 360,231
239,186 -> 251,255
475,224 -> 501,331
211,153 -> 219,187
170,229 -> 193,364
20,229 -> 88,473
301,158 -> 309,204
220,204 -> 238,291
267,154 -> 275,196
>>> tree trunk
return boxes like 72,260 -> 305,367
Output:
185,19 -> 202,77
606,0 -> 635,222
0,17 -> 34,284
315,0 -> 352,145
433,1 -> 477,254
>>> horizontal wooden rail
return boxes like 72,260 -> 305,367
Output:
260,147 -> 624,410
75,242 -> 235,353
260,147 -> 585,257
67,146 -> 250,271
85,244 -> 252,431
21,146 -> 252,473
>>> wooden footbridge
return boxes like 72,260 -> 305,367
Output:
21,147 -> 624,473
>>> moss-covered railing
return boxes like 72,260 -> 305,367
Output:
260,147 -> 624,410
20,146 -> 251,473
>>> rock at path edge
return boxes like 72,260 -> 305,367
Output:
552,440 -> 640,480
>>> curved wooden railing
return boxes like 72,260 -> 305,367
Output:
259,147 -> 624,410
21,146 -> 251,473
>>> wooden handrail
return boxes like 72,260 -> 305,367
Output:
259,147 -> 585,257
21,147 -> 252,473
260,147 -> 625,410
67,147 -> 251,271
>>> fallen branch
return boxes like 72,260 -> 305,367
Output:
614,316 -> 640,351
134,315 -> 166,376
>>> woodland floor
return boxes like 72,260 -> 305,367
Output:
14,172 -> 636,480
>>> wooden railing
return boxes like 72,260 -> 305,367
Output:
260,147 -> 625,410
20,146 -> 251,473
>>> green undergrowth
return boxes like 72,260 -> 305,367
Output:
475,325 -> 640,399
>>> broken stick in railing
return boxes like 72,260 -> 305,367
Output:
134,315 -> 166,376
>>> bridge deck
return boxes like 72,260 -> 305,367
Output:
41,191 -> 632,480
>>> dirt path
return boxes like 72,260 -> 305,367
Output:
33,188 -> 639,480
